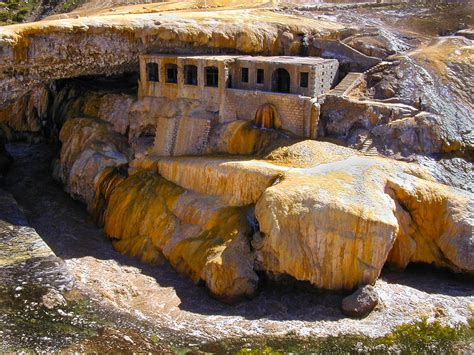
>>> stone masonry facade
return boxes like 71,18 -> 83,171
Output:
138,54 -> 338,156
221,89 -> 314,137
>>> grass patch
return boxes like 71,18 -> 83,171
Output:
233,315 -> 474,354
0,0 -> 38,25
0,0 -> 85,25
55,0 -> 84,13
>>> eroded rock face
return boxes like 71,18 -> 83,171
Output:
205,120 -> 285,156
0,85 -> 48,136
156,157 -> 287,206
255,145 -> 473,290
56,109 -> 473,300
98,170 -> 258,301
0,9 -> 349,107
385,177 -> 473,272
57,117 -> 132,207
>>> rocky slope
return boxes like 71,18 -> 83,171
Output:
290,2 -> 473,191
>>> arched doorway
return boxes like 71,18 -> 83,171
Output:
272,68 -> 291,93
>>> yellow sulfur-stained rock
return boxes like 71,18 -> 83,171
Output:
385,176 -> 473,272
157,156 -> 288,206
57,117 -> 131,207
58,119 -> 472,299
205,120 -> 294,156
265,139 -> 359,168
255,152 -> 473,290
100,170 -> 258,301
256,156 -> 401,290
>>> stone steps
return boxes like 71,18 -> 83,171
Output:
330,72 -> 365,96
359,137 -> 379,156
364,60 -> 400,75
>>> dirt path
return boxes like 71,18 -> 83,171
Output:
3,142 -> 473,351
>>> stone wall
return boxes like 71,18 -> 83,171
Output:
149,90 -> 319,157
139,55 -> 230,112
173,117 -> 211,156
221,89 -> 317,137
312,61 -> 339,96
153,117 -> 177,156
153,116 -> 211,156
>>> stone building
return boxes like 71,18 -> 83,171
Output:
138,54 -> 339,156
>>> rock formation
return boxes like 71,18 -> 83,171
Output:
54,105 -> 472,299
256,145 -> 472,290
341,284 -> 379,318
94,168 -> 258,302
0,8 -> 350,106
0,1 -> 472,303
56,117 -> 131,207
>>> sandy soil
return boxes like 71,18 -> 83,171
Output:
2,141 -> 473,348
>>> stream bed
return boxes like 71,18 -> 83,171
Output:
1,142 -> 473,352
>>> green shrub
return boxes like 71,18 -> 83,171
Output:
7,3 -> 19,11
0,11 -> 10,22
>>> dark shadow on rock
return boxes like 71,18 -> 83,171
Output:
380,264 -> 474,298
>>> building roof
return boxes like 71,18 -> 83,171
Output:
140,54 -> 240,61
236,56 -> 333,65
140,54 -> 335,66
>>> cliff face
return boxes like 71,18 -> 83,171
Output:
0,8 -> 349,107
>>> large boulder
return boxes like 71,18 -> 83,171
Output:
255,141 -> 473,290
341,284 -> 379,318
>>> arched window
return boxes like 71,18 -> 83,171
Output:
205,66 -> 219,87
272,68 -> 291,93
146,62 -> 159,82
166,64 -> 178,83
184,65 -> 198,85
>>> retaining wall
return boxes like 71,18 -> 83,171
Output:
221,89 -> 317,137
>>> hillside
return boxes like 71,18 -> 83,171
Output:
0,0 -> 85,25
